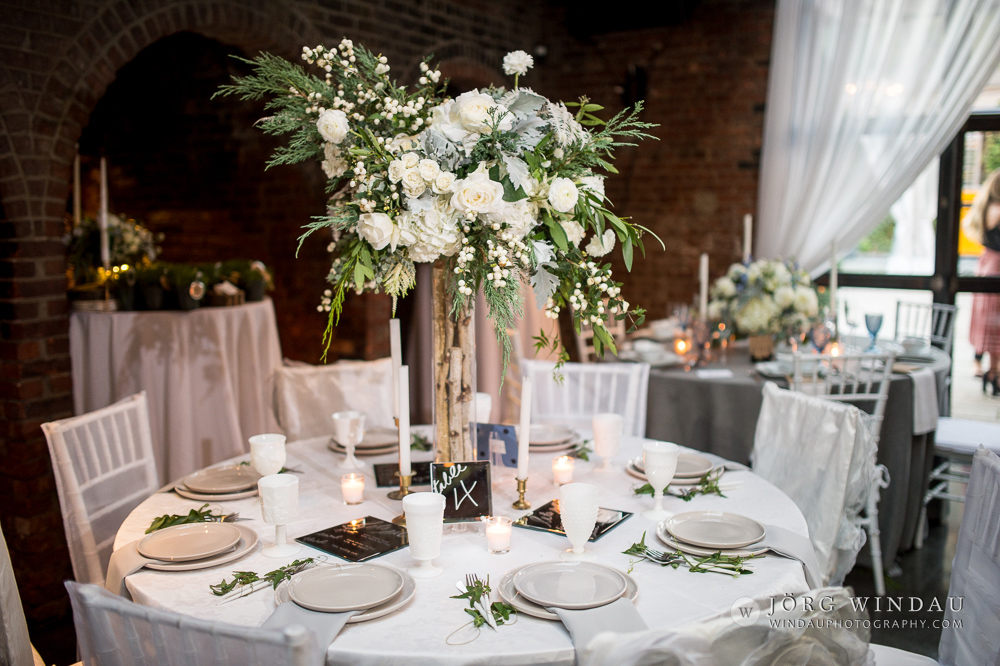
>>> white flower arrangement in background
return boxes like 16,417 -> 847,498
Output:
708,258 -> 819,336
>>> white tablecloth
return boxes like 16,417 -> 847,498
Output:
70,299 -> 282,485
114,434 -> 809,666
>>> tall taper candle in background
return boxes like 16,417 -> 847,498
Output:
829,240 -> 838,333
743,214 -> 752,264
517,374 -> 532,479
390,319 -> 401,419
98,157 -> 110,270
72,153 -> 81,227
698,253 -> 709,319
398,365 -> 411,477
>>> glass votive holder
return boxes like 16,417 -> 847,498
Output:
553,456 -> 575,485
485,516 -> 513,554
341,472 -> 365,505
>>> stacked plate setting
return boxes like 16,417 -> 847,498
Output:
656,511 -> 768,558
175,465 -> 262,501
497,561 -> 638,620
328,426 -> 400,457
625,451 -> 715,486
528,425 -> 580,453
275,563 -> 416,621
137,522 -> 260,571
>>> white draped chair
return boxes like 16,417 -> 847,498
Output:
580,587 -> 870,666
41,392 -> 159,586
274,358 -> 394,441
790,352 -> 894,596
753,382 -> 878,591
1,524 -> 45,666
523,359 -> 650,437
66,581 -> 319,666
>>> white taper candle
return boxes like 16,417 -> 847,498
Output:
743,214 -> 752,264
389,318 -> 401,419
699,253 -> 709,319
73,153 -> 81,227
99,157 -> 110,270
398,364 -> 411,477
517,374 -> 532,480
830,240 -> 838,328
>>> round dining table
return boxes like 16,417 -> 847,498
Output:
114,431 -> 810,666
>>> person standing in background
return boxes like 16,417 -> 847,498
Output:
966,169 -> 1000,395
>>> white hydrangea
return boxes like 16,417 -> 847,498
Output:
560,219 -> 585,247
548,177 -> 579,213
407,208 -> 461,263
585,229 -> 616,257
321,143 -> 348,179
316,109 -> 349,144
793,285 -> 819,317
773,285 -> 795,309
487,199 -> 539,238
713,276 -> 737,299
735,297 -> 780,335
502,50 -> 534,76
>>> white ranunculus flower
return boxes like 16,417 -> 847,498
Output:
578,175 -> 606,201
560,220 -> 585,247
793,286 -> 819,317
735,296 -> 780,335
713,276 -> 737,299
388,160 -> 405,183
357,212 -> 394,251
452,90 -> 513,134
548,177 -> 579,213
585,229 -> 616,257
316,109 -> 349,144
774,285 -> 796,309
418,159 -> 440,181
400,152 -> 420,169
502,50 -> 534,76
451,172 -> 504,215
322,143 -> 348,179
432,172 -> 457,194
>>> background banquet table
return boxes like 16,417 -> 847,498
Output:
115,433 -> 810,666
70,299 -> 282,485
644,342 -> 951,564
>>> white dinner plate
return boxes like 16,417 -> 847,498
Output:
513,561 -> 627,610
632,453 -> 714,479
529,424 -> 576,446
288,563 -> 404,613
665,511 -> 766,549
276,566 -> 416,623
498,564 -> 638,621
754,361 -> 789,378
328,440 -> 398,457
145,524 -> 259,571
182,465 -> 261,494
333,427 -> 399,449
625,458 -> 710,487
529,433 -> 581,453
174,485 -> 259,501
137,523 -> 243,562
655,521 -> 768,558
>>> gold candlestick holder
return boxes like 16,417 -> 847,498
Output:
512,477 -> 531,510
387,471 -> 413,500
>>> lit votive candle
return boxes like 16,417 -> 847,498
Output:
341,473 -> 365,505
485,516 -> 513,554
552,456 -> 575,485
674,337 -> 690,355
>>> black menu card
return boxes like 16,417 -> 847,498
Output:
373,461 -> 432,488
513,500 -> 632,542
296,516 -> 408,562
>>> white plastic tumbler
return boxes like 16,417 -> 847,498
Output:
403,492 -> 446,578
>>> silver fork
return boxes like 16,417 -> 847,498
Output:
467,574 -> 497,631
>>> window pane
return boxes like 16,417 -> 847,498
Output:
959,130 -> 1000,277
834,287 -> 932,344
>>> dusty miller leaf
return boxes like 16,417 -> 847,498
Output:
530,265 -> 559,308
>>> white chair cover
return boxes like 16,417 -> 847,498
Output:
753,383 -> 877,586
66,581 -> 320,666
580,587 -> 870,666
523,360 -> 650,437
939,446 -> 1000,665
42,392 -> 159,586
0,524 -> 34,666
274,358 -> 394,441
934,417 -> 1000,457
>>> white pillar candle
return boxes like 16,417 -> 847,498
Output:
390,318 -> 401,419
472,391 -> 492,425
829,240 -> 838,329
484,516 -> 512,554
552,456 -> 575,484
517,374 -> 532,479
341,473 -> 365,505
698,253 -> 709,320
398,364 -> 411,477
743,214 -> 753,264
73,152 -> 81,227
99,156 -> 110,270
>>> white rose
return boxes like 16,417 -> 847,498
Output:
452,90 -> 512,134
585,229 -> 616,257
401,168 -> 426,198
502,50 -> 534,76
388,160 -> 405,183
713,276 -> 737,299
316,109 -> 349,144
418,159 -> 441,181
793,286 -> 819,317
560,220 -> 585,247
548,177 -> 579,213
321,143 -> 348,179
432,172 -> 457,194
357,212 -> 394,251
400,152 -> 420,169
451,172 -> 504,215
774,285 -> 796,309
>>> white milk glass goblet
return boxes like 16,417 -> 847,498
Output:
249,434 -> 286,476
558,482 -> 599,561
332,411 -> 365,469
258,474 -> 301,558
592,413 -> 624,471
402,492 -> 446,578
642,441 -> 679,521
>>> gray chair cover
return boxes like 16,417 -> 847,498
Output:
66,581 -> 321,666
938,446 -> 1000,665
1,523 -> 34,666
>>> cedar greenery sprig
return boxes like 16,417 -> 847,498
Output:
209,558 -> 316,596
146,503 -> 216,534
632,471 -> 727,502
623,532 -> 758,577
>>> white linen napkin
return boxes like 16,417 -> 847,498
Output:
759,524 -> 823,589
105,540 -> 154,598
549,598 -> 648,650
262,602 -> 359,650
910,367 -> 939,436
695,369 -> 734,379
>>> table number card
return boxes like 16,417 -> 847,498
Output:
430,461 -> 492,522
476,424 -> 519,468
296,516 -> 408,562
514,500 -> 633,542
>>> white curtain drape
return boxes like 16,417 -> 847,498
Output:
757,0 -> 1000,275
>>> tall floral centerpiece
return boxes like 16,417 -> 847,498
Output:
217,42 -> 658,460
707,259 -> 819,361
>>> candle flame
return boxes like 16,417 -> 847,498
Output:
675,339 -> 689,354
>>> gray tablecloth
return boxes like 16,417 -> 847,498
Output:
645,345 -> 950,563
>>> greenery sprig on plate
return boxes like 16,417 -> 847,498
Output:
623,532 -> 758,577
209,558 -> 316,596
450,576 -> 516,628
146,503 -> 216,533
411,433 -> 433,452
633,470 -> 726,502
